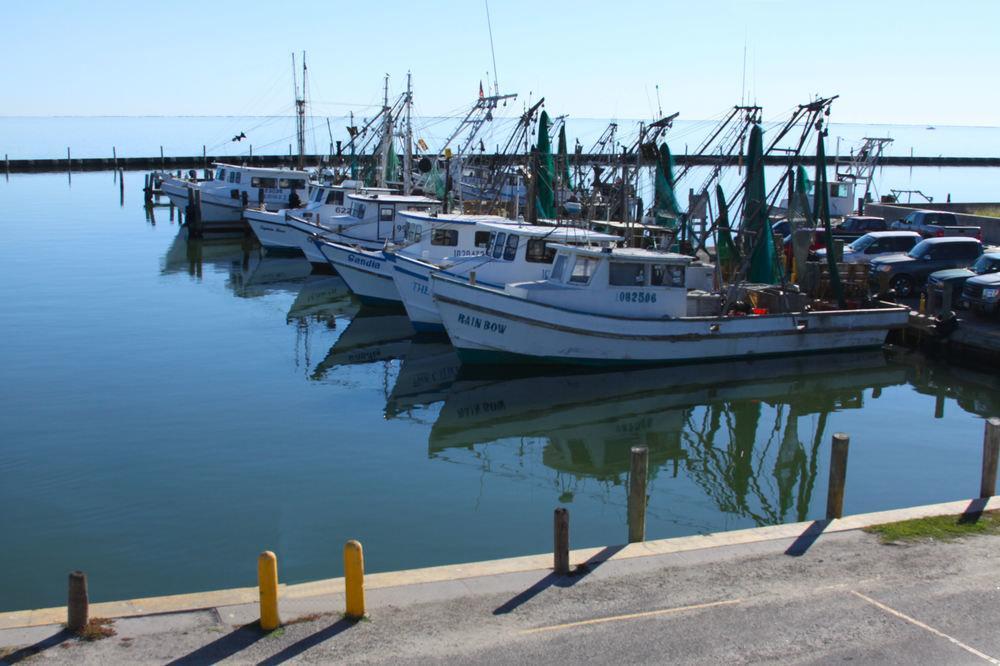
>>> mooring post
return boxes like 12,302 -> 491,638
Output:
4,153 -> 8,175
202,144 -> 206,166
628,446 -> 649,543
66,146 -> 71,168
344,540 -> 365,620
159,145 -> 164,169
554,507 -> 570,575
257,551 -> 280,631
112,146 -> 117,169
826,433 -> 850,520
980,418 -> 1000,499
67,570 -> 88,632
119,169 -> 124,203
249,144 -> 253,160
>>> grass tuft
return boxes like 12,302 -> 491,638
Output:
76,617 -> 116,641
865,510 -> 1000,543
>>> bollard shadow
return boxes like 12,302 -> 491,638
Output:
256,618 -> 355,665
958,497 -> 990,524
1,628 -> 71,664
165,622 -> 265,665
493,545 -> 625,615
784,519 -> 831,557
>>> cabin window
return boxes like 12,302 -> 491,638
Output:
569,256 -> 599,284
326,190 -> 344,205
491,232 -> 507,259
550,255 -> 568,281
406,223 -> 422,243
503,234 -> 519,261
525,239 -> 557,264
609,262 -> 646,286
651,264 -> 685,288
251,177 -> 277,189
474,231 -> 491,248
216,168 -> 226,181
431,229 -> 458,246
278,178 -> 306,190
380,205 -> 395,222
351,203 -> 366,218
312,189 -> 324,203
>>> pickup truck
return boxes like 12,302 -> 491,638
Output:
889,209 -> 982,239
832,216 -> 888,241
926,251 -> 1000,304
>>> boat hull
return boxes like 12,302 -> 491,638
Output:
317,242 -> 401,307
432,277 -> 910,366
245,210 -> 307,254
392,260 -> 446,333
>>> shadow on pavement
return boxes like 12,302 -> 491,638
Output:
165,622 -> 265,665
1,629 -> 71,664
493,544 -> 625,615
256,618 -> 355,665
784,519 -> 830,557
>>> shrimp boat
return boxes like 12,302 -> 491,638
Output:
432,244 -> 909,366
160,163 -> 311,224
391,213 -> 619,333
313,212 -> 495,307
245,182 -> 394,266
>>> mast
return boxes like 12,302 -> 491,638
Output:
404,72 -> 413,195
378,74 -> 392,188
293,52 -> 307,170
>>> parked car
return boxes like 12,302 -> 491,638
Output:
869,236 -> 983,297
816,231 -> 921,264
926,252 -> 1000,304
963,270 -> 1000,315
832,216 -> 888,240
889,209 -> 982,239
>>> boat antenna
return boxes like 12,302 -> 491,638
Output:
484,0 -> 500,96
655,84 -> 663,118
292,52 -> 307,169
740,33 -> 748,107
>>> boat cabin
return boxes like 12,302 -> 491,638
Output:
207,162 -> 312,208
507,245 -> 715,319
328,191 -> 441,242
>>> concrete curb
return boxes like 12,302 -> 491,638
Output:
2,495 -> 996,630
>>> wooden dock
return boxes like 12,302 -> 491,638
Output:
7,152 -> 1000,174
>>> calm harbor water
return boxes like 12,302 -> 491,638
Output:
1,170 -> 999,613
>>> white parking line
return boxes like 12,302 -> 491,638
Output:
851,590 -> 1000,664
520,598 -> 743,635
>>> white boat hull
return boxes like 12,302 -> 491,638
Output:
393,260 -> 445,333
245,211 -> 307,253
317,242 -> 401,307
432,276 -> 909,366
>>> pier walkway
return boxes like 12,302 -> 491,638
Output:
3,498 -> 1000,664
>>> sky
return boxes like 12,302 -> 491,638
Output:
2,0 -> 998,127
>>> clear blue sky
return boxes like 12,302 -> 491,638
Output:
4,0 -> 997,126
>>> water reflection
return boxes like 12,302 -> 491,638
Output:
160,229 -> 245,278
311,309 -> 415,378
227,250 -> 313,299
427,352 -> 907,525
385,341 -> 461,419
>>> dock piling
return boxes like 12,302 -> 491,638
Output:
344,540 -> 365,620
119,169 -> 124,204
980,418 -> 1000,499
257,551 -> 280,631
159,145 -> 164,169
554,508 -> 570,575
826,433 -> 850,520
67,571 -> 89,632
628,446 -> 649,543
112,146 -> 117,169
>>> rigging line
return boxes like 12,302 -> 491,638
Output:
484,0 -> 501,95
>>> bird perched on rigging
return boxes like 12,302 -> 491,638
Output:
232,132 -> 247,142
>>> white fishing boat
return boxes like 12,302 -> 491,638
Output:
432,244 -> 909,366
391,216 -> 619,333
314,212 -> 502,307
244,181 -> 392,265
160,163 -> 311,223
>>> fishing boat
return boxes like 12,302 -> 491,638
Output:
391,215 -> 620,333
244,182 -> 396,266
431,243 -> 909,366
314,212 -> 503,307
160,163 -> 311,223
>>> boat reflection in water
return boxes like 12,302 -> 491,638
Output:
311,309 -> 416,379
160,228 -> 247,278
428,351 -> 907,525
227,249 -> 313,299
385,341 -> 461,419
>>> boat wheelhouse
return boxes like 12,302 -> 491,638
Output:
160,163 -> 312,224
432,244 -> 909,366
391,215 -> 620,333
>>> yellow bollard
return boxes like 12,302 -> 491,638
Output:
919,293 -> 926,315
258,551 -> 280,631
344,540 -> 365,620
